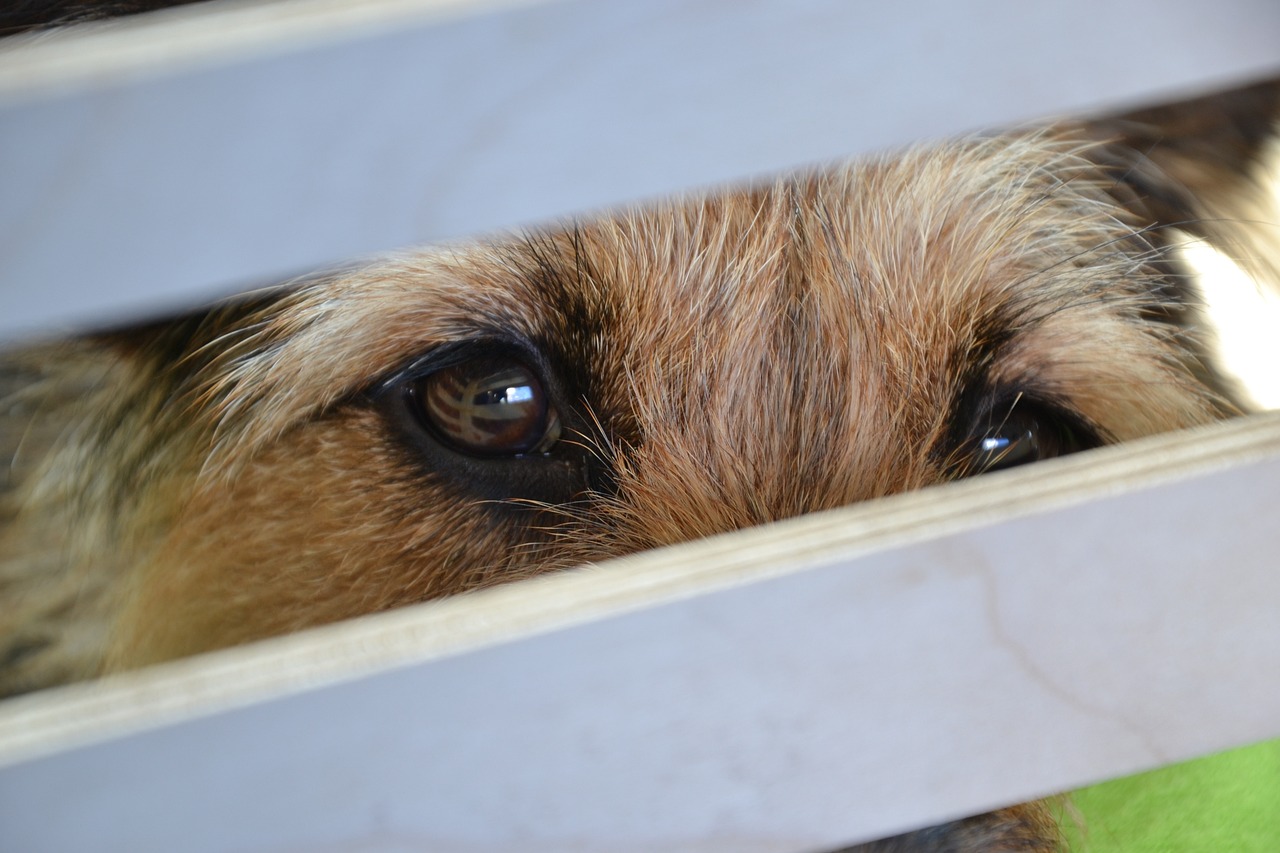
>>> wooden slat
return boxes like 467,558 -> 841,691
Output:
3,412 -> 1280,852
1,0 -> 1278,337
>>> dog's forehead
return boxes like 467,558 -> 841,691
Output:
508,140 -> 1088,381
258,136 -> 1092,373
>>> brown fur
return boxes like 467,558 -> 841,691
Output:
0,0 -> 209,37
2,80 -> 1278,850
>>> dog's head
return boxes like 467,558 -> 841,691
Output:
96,134 -> 1243,668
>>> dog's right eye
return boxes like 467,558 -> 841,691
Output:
408,356 -> 562,457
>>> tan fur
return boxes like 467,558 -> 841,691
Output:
3,80 -> 1278,851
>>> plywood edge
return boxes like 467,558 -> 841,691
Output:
0,0 -> 540,103
3,409 -> 1278,769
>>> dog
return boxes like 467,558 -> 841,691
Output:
1,8 -> 1277,846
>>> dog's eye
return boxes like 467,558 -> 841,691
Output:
966,403 -> 1088,475
411,356 -> 561,457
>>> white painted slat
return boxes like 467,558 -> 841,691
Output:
2,412 -> 1279,852
1,0 -> 1278,337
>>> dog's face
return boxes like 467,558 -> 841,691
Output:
57,133 -> 1228,672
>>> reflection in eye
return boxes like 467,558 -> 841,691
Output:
413,357 -> 561,457
967,402 -> 1088,475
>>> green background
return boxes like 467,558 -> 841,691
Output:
1062,738 -> 1280,850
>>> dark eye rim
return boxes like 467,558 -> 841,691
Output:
377,339 -> 540,396
369,337 -> 606,506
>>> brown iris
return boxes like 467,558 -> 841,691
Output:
414,356 -> 561,456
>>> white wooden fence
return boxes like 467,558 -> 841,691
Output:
1,1 -> 1279,850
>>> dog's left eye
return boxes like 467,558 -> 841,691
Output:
410,356 -> 561,457
966,403 -> 1090,475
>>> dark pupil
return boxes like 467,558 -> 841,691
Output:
970,406 -> 1077,475
976,427 -> 1040,471
419,359 -> 552,456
